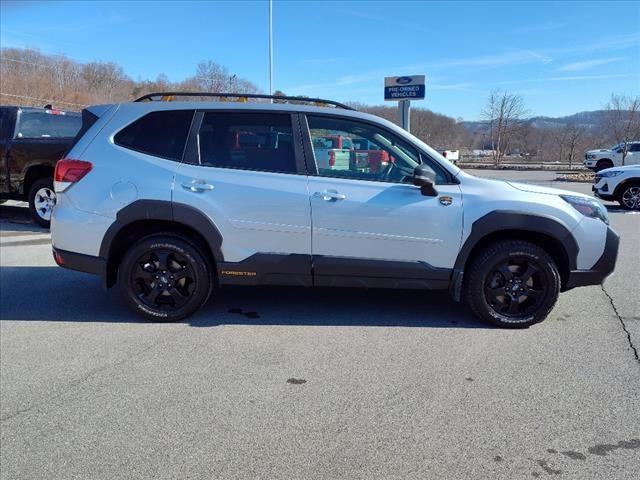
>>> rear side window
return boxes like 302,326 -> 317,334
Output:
114,110 -> 194,161
16,111 -> 81,138
198,112 -> 296,174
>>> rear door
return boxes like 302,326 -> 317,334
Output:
302,114 -> 463,288
173,110 -> 312,286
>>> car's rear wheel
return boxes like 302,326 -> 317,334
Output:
465,240 -> 560,328
617,182 -> 640,210
28,178 -> 56,228
595,159 -> 614,172
119,234 -> 212,322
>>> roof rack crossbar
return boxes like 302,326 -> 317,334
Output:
133,92 -> 354,110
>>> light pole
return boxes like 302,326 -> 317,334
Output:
269,0 -> 273,102
229,74 -> 236,92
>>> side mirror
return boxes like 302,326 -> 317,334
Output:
413,164 -> 438,196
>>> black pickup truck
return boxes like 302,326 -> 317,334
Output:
0,106 -> 82,227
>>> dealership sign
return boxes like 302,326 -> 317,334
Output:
384,75 -> 425,101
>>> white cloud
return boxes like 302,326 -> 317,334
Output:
543,73 -> 635,81
557,57 -> 625,72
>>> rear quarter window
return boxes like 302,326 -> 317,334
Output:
114,110 -> 194,161
16,111 -> 81,138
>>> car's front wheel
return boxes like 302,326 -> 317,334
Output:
119,234 -> 212,322
28,178 -> 56,228
465,240 -> 560,328
595,159 -> 614,172
617,182 -> 640,210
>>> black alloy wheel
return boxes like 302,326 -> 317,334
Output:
119,234 -> 211,322
484,258 -> 547,318
132,249 -> 196,311
465,240 -> 560,328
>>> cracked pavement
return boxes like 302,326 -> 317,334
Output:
1,173 -> 639,479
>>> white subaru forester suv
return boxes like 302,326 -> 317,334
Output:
51,93 -> 619,328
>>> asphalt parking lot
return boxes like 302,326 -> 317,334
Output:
1,170 -> 638,480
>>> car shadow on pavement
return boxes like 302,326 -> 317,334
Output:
0,267 -> 488,329
0,205 -> 46,233
605,205 -> 638,214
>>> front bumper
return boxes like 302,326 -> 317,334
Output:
564,226 -> 619,289
584,160 -> 597,170
592,184 -> 615,201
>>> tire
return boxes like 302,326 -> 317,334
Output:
595,159 -> 613,172
617,182 -> 640,210
118,233 -> 212,322
464,240 -> 561,328
28,178 -> 56,228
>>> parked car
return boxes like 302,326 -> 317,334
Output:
0,106 -> 82,226
592,164 -> 640,210
584,141 -> 640,171
351,138 -> 391,173
440,150 -> 460,162
51,93 -> 618,328
312,134 -> 352,170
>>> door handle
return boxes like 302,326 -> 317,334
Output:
314,190 -> 346,201
182,179 -> 214,192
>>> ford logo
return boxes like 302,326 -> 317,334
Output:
396,76 -> 413,85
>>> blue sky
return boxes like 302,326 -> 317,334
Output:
1,0 -> 639,119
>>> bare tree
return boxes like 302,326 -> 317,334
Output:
604,93 -> 640,165
481,91 -> 528,165
1,48 -> 260,108
563,124 -> 586,167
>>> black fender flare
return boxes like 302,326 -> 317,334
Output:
99,200 -> 224,282
450,210 -> 579,301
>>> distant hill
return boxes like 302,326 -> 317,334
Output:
462,110 -> 609,134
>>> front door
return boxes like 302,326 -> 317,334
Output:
303,114 -> 463,288
173,111 -> 312,286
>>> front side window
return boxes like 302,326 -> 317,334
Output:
307,115 -> 446,184
16,111 -> 81,139
114,110 -> 194,161
198,112 -> 296,174
629,143 -> 640,152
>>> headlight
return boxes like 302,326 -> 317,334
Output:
599,171 -> 622,177
561,195 -> 609,224
587,154 -> 596,159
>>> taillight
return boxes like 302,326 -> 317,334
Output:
54,159 -> 92,192
442,151 -> 447,158
329,150 -> 336,167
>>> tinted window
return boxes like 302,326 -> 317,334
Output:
16,111 -> 81,138
198,112 -> 296,174
114,110 -> 194,161
629,144 -> 640,152
307,115 -> 447,184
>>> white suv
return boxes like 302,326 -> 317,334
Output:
593,164 -> 640,210
51,93 -> 619,328
584,141 -> 640,171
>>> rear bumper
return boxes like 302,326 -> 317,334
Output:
564,226 -> 619,289
53,247 -> 106,280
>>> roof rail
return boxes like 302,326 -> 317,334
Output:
133,92 -> 355,110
